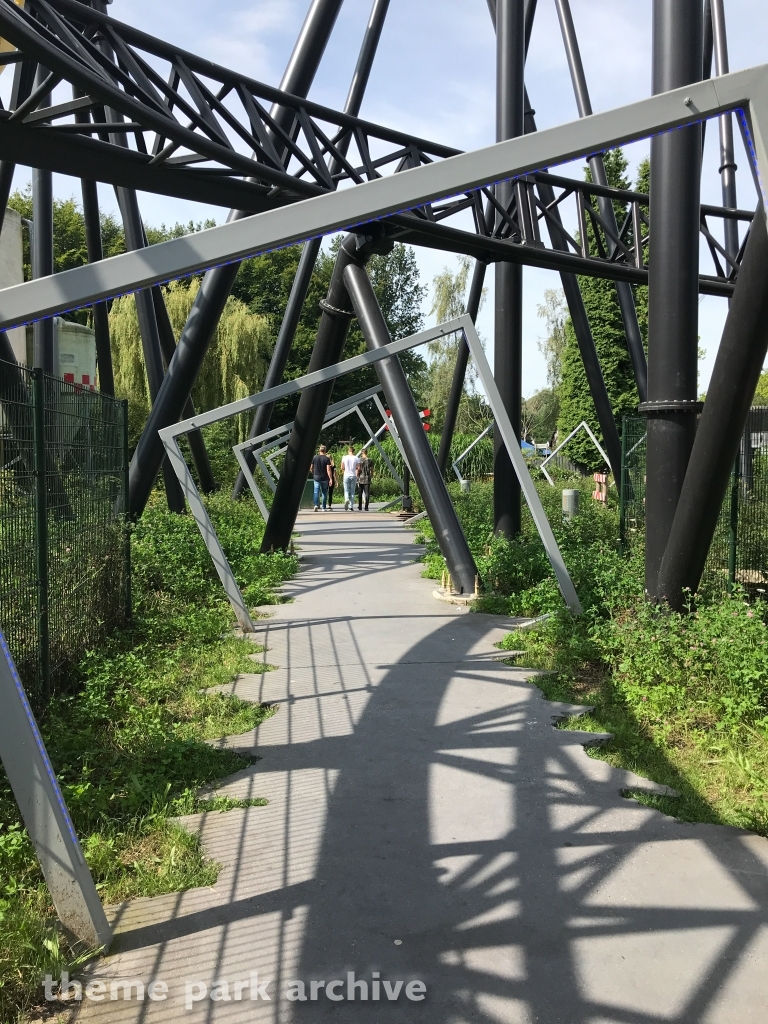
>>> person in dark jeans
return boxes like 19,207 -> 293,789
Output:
357,449 -> 373,511
310,444 -> 332,510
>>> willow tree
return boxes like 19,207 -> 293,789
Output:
425,256 -> 490,433
110,279 -> 272,442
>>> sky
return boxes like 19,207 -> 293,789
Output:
5,0 -> 768,395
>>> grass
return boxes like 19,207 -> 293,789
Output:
0,491 -> 298,1022
513,656 -> 768,835
415,476 -> 768,838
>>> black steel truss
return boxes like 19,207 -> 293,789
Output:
0,0 -> 750,295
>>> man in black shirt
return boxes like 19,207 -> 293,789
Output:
310,444 -> 332,511
357,450 -> 373,511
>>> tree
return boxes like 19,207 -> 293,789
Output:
420,256 -> 491,434
523,288 -> 567,445
110,280 -> 271,443
754,370 -> 768,405
556,148 -> 640,468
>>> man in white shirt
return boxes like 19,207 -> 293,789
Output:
341,446 -> 360,511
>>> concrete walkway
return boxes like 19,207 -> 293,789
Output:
79,511 -> 768,1023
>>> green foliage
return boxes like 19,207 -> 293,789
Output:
111,280 -> 271,446
423,257 -> 491,434
597,597 -> 768,729
754,371 -> 768,406
557,150 -> 641,468
417,478 -> 768,837
0,494 -> 296,1019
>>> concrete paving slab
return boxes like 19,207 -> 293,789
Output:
72,510 -> 768,1023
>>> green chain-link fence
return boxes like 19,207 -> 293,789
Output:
620,411 -> 768,597
0,359 -> 130,703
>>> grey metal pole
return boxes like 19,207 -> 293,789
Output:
232,0 -> 390,499
0,632 -> 111,949
554,0 -> 648,403
260,232 -> 374,552
344,263 -> 478,593
31,72 -> 54,375
436,260 -> 487,477
657,207 -> 768,608
494,0 -> 525,539
129,0 -> 345,518
711,0 -> 739,258
644,0 -> 703,601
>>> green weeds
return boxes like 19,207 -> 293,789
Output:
0,492 -> 297,1020
417,478 -> 768,837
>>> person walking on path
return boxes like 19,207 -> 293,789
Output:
341,445 -> 360,511
357,449 -> 373,511
310,445 -> 332,511
327,454 -> 337,510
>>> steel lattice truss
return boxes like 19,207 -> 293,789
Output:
0,0 -> 458,211
0,0 -> 748,296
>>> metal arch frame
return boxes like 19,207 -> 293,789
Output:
159,315 -> 582,630
233,385 -> 387,522
539,420 -> 611,486
451,423 -> 494,484
0,632 -> 111,949
2,63 -> 768,331
355,411 -> 404,488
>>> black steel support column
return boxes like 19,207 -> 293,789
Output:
438,0 -> 536,482
436,260 -> 487,476
644,0 -> 703,600
74,88 -> 114,397
232,0 -> 389,499
345,263 -> 478,593
657,209 -> 768,607
555,0 -> 648,402
260,234 -> 372,553
129,0 -> 344,519
31,72 -> 54,375
114,186 -> 185,512
494,0 -> 525,539
80,176 -> 114,395
151,287 -> 217,494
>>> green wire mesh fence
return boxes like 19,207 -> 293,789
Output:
0,359 -> 130,703
620,411 -> 768,599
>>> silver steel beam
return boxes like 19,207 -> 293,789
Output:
234,386 -> 385,521
160,315 -> 582,622
1,66 -> 767,330
539,420 -> 610,487
461,321 -> 584,614
0,633 -> 111,950
452,423 -> 494,484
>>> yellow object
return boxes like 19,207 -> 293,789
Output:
0,1 -> 26,75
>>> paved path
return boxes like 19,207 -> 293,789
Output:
79,511 -> 768,1023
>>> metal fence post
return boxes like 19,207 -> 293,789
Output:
122,399 -> 132,622
31,369 -> 50,699
728,452 -> 740,591
619,417 -> 628,549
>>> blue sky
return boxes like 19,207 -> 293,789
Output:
6,0 -> 767,393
